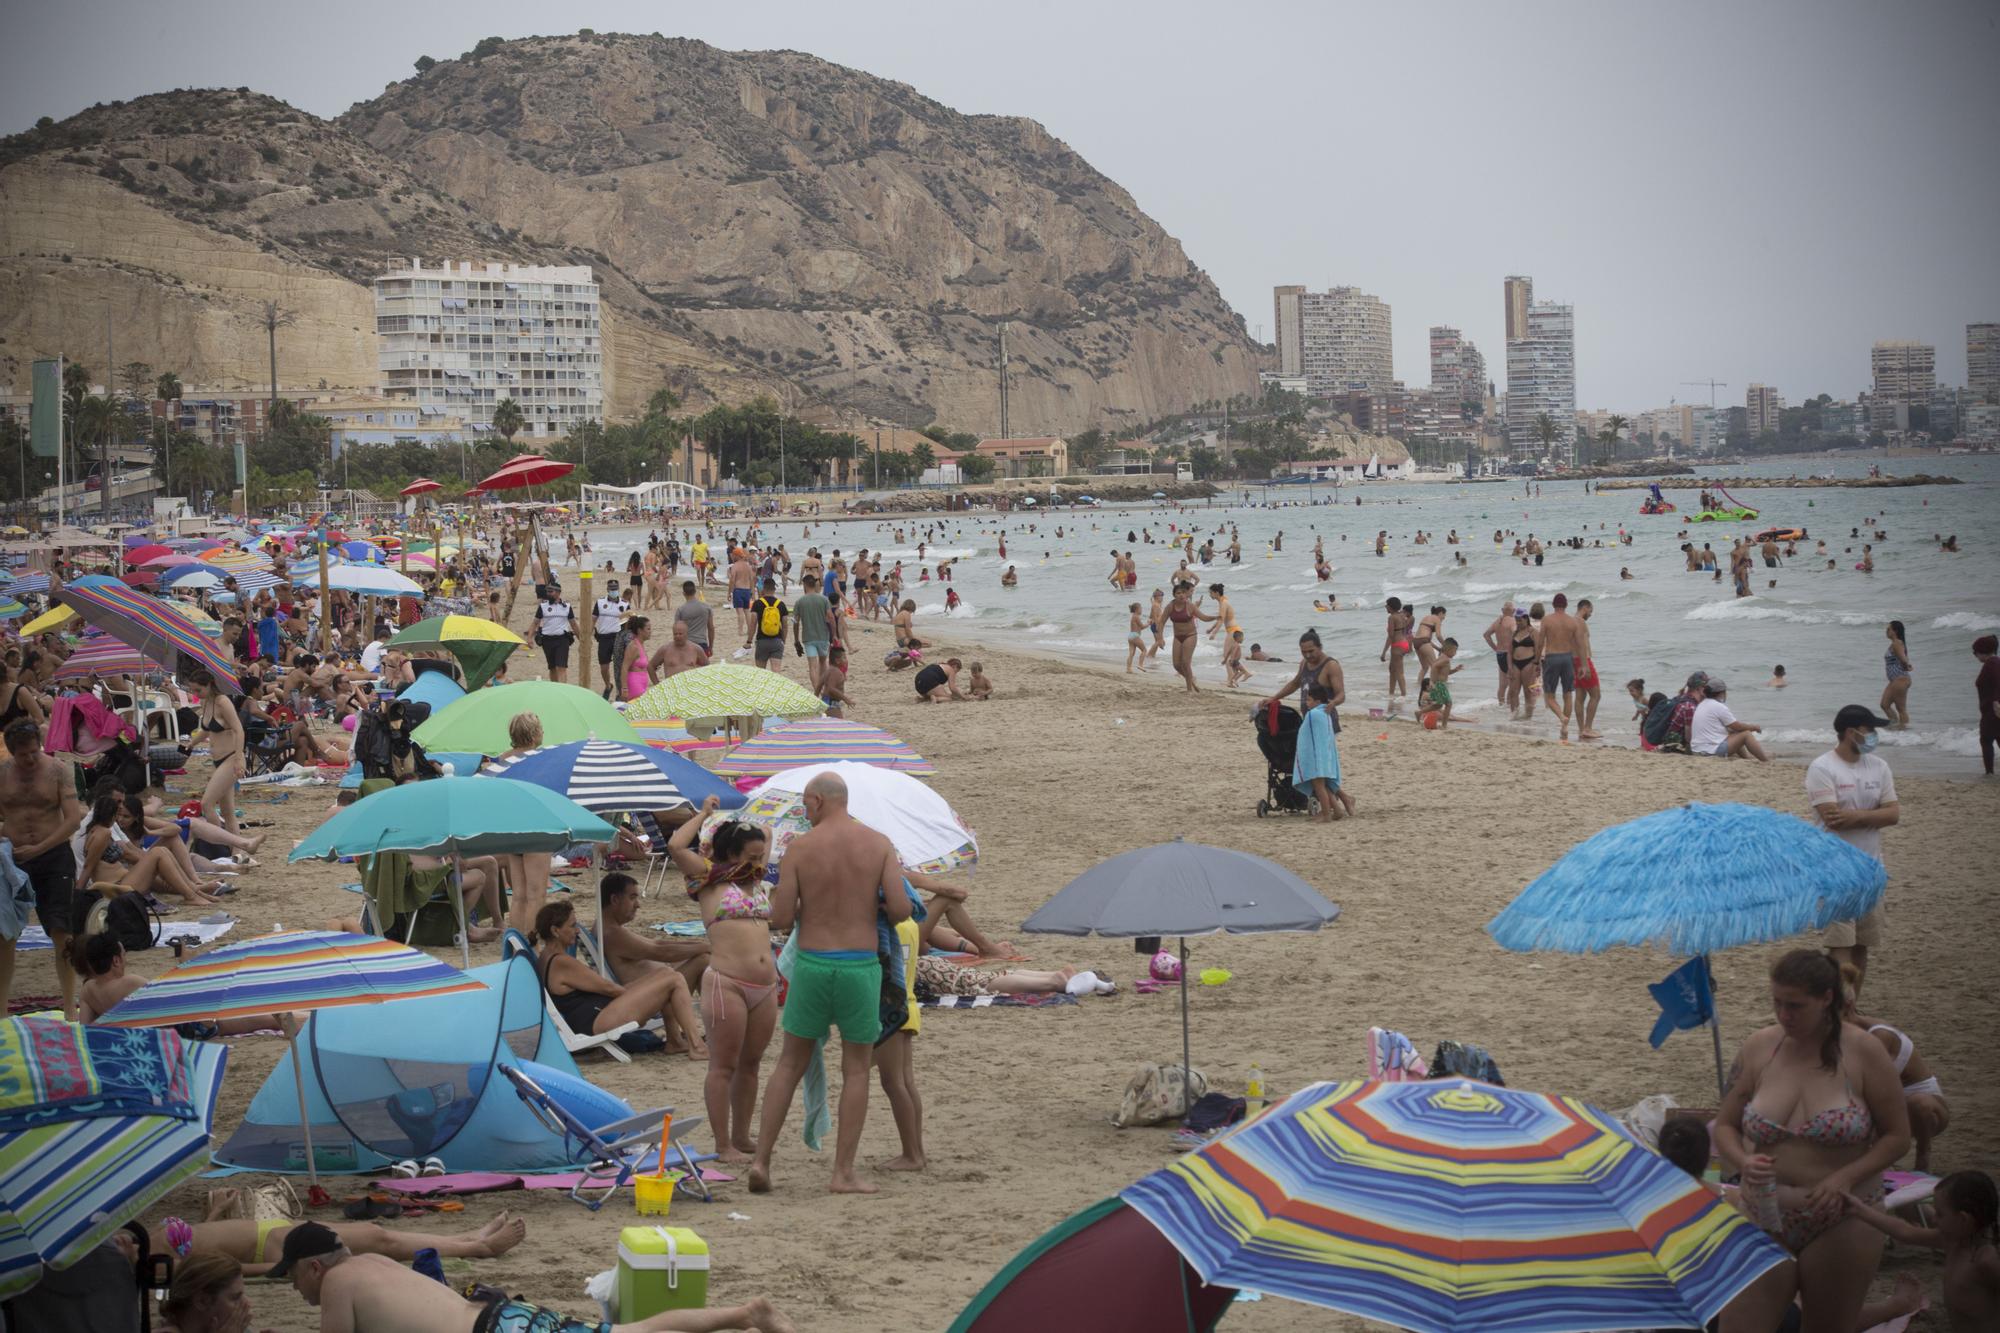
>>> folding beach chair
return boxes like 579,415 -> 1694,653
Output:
630,811 -> 676,900
501,927 -> 638,1064
494,1063 -> 710,1211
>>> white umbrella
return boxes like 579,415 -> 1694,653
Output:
293,565 -> 424,596
705,761 -> 978,873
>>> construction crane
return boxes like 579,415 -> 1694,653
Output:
1681,379 -> 1729,408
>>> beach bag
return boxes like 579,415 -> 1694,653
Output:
95,892 -> 161,952
1642,696 -> 1679,748
756,598 -> 783,637
1184,1092 -> 1247,1134
1427,1040 -> 1504,1086
250,1179 -> 300,1223
1113,1064 -> 1209,1127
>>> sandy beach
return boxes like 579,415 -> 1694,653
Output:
12,582 -> 1997,1332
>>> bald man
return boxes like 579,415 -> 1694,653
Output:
749,773 -> 908,1195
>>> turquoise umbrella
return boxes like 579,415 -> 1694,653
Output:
290,777 -> 614,965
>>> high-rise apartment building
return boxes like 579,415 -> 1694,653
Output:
1968,323 -> 1999,404
1503,276 -> 1533,343
1869,341 -> 1935,429
1272,286 -> 1392,398
1272,285 -> 1306,378
1429,326 -> 1487,409
1746,383 -> 1784,436
375,259 -> 603,441
1503,279 -> 1576,463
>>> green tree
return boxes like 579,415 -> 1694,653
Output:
491,398 -> 525,445
414,55 -> 437,73
1533,413 -> 1558,463
911,441 -> 936,474
1067,428 -> 1108,472
957,453 -> 996,483
77,394 -> 134,514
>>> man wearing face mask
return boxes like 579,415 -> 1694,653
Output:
1807,703 -> 1901,990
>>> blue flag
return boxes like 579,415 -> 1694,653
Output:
1647,956 -> 1715,1049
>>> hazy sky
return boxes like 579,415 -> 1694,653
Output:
6,0 -> 1997,411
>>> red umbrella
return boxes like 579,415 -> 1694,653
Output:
120,570 -> 161,588
475,455 -> 574,491
125,544 -> 173,565
401,478 -> 443,497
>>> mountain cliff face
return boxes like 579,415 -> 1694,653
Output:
2,34 -> 1259,433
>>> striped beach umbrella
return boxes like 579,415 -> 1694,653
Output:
713,717 -> 934,776
1121,1078 -> 1789,1333
487,738 -> 745,814
4,573 -> 48,597
0,599 -> 22,621
54,575 -> 240,692
626,663 -> 826,726
0,1019 -> 229,1300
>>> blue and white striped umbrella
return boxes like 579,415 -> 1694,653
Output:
486,739 -> 746,814
0,1018 -> 229,1299
5,573 -> 48,597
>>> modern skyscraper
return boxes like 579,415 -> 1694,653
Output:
1745,383 -> 1784,436
1870,341 -> 1935,429
1503,279 -> 1575,463
1503,276 -> 1533,344
375,258 -> 603,440
1429,326 -> 1487,409
1277,286 -> 1393,398
1968,323 -> 1999,404
1272,285 -> 1306,378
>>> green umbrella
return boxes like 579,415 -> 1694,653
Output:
411,680 -> 640,754
627,663 -> 826,726
386,614 -> 526,689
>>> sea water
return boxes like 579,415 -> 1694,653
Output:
584,454 -> 1999,776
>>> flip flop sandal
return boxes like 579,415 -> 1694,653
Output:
389,1159 -> 421,1178
420,1157 -> 446,1176
342,1196 -> 403,1220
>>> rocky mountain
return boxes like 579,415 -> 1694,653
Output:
1,33 -> 1260,433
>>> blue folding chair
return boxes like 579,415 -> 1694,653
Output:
495,1063 -> 711,1211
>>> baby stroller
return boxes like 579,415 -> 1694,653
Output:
1253,701 -> 1312,817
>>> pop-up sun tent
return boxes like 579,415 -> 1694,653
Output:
216,954 -> 589,1175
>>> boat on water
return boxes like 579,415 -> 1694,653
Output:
1638,483 -> 1677,514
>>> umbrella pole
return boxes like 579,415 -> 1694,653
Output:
1706,954 -> 1727,1100
452,851 -> 471,970
1179,936 -> 1192,1119
287,1027 -> 321,1190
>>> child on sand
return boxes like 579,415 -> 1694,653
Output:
1424,638 -> 1462,726
1222,629 -> 1251,688
966,662 -> 993,701
1843,1170 -> 1999,1330
1126,604 -> 1146,673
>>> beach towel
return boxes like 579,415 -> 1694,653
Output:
0,840 -> 34,943
920,993 -> 1079,1009
1366,1027 -> 1428,1082
774,931 -> 831,1153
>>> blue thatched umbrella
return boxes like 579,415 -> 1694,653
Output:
1487,802 -> 1886,1093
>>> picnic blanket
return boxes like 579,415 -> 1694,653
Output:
11,919 -> 236,953
920,993 -> 1078,1010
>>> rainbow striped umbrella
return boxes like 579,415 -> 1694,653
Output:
1121,1078 -> 1789,1333
0,1019 -> 229,1300
713,717 -> 934,776
54,576 -> 240,692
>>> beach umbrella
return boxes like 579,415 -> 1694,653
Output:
333,540 -> 388,563
410,679 -> 639,752
387,614 -> 525,689
139,552 -> 204,569
196,549 -> 274,571
294,564 -> 423,597
487,738 -> 745,814
124,542 -> 172,564
1023,838 -> 1338,1113
1487,801 -> 1887,1094
158,566 -> 225,592
0,1018 -> 230,1300
98,931 -> 486,1186
291,776 -> 614,863
400,478 -> 442,497
707,761 -> 977,875
477,455 -> 574,492
53,575 -> 240,692
4,573 -> 48,597
0,599 -> 22,621
1120,1077 -> 1789,1333
626,663 -> 826,727
712,717 -> 935,776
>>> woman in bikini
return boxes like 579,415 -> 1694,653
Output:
667,798 -> 777,1163
1164,585 -> 1214,694
1145,588 -> 1167,668
1714,949 -> 1909,1333
618,616 -> 654,701
1506,607 -> 1539,720
77,793 -> 227,909
531,900 -> 704,1060
1381,597 -> 1413,704
150,1189 -> 525,1283
1879,620 -> 1912,727
186,668 -> 243,835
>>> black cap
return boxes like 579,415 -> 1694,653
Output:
266,1221 -> 341,1277
1833,704 -> 1893,735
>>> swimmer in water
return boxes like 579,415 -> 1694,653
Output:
1768,665 -> 1787,688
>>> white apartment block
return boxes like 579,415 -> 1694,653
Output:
1277,286 -> 1393,398
1869,341 -> 1934,429
1273,286 -> 1306,377
1504,295 -> 1576,463
1746,383 -> 1784,436
374,259 -> 603,441
1428,326 -> 1487,407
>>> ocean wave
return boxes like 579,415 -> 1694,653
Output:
1465,579 -> 1574,596
1681,602 -> 1875,627
877,547 -> 978,560
1931,611 -> 2000,632
1763,726 -> 1982,757
913,600 -> 976,618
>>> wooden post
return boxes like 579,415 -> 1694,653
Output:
317,532 -> 332,656
577,569 -> 593,693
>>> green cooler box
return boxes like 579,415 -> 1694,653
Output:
617,1225 -> 709,1318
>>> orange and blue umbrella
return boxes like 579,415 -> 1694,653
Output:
55,575 -> 241,692
1120,1078 -> 1789,1333
712,717 -> 935,776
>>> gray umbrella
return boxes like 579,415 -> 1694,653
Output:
1022,837 -> 1338,1114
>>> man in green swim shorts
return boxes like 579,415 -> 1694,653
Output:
749,771 -> 908,1197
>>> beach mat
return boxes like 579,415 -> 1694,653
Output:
921,993 -> 1078,1009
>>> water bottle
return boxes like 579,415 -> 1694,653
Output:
1744,1156 -> 1781,1234
1246,1064 -> 1265,1102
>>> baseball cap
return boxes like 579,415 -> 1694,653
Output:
1551,593 -> 1568,608
266,1221 -> 341,1277
1833,704 -> 1893,734
1704,677 -> 1727,693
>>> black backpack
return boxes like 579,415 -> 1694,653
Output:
101,893 -> 161,952
1643,694 -> 1681,748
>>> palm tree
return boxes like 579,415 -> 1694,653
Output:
1595,413 -> 1628,469
1533,413 -> 1558,464
156,372 -> 182,496
77,394 -> 132,514
492,398 -> 525,445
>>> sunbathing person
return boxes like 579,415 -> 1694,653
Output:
151,1189 -> 526,1279
76,792 -> 227,908
274,1223 -> 796,1331
904,869 -> 1013,957
594,869 -> 709,993
531,900 -> 705,1058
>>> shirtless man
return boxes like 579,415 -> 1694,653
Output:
1537,592 -> 1583,739
0,720 -> 85,1017
748,773 -> 908,1195
727,550 -> 757,648
596,871 -> 709,993
648,618 -> 708,682
275,1223 -> 794,1332
1573,598 -> 1603,740
1482,600 -> 1517,703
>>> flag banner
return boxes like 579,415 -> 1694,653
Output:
30,360 -> 60,458
1647,955 -> 1715,1048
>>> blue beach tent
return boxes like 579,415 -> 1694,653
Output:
215,955 -> 589,1175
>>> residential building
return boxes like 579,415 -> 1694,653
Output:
1280,286 -> 1394,397
1257,370 -> 1310,397
1428,326 -> 1486,409
1746,383 -> 1784,436
1503,282 -> 1576,464
1503,276 -> 1533,343
149,393 -> 286,449
1963,403 -> 2000,446
952,436 -> 1070,479
1968,323 -> 1999,404
1869,341 -> 1935,429
311,397 -> 471,459
374,259 -> 603,441
1272,286 -> 1306,378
